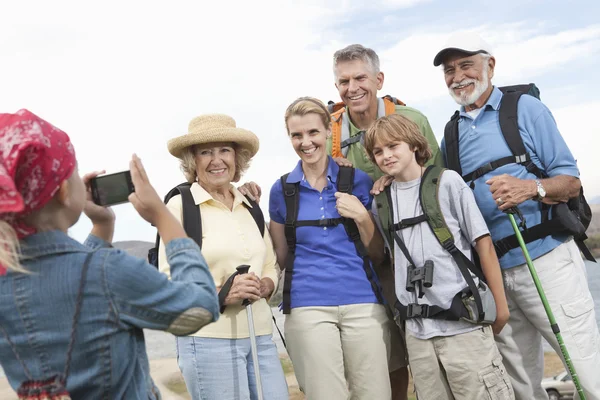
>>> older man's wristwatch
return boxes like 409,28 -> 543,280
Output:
534,179 -> 546,201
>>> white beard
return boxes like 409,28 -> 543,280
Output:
448,67 -> 489,107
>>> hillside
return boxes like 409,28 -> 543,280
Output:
113,204 -> 600,262
587,204 -> 600,237
113,240 -> 154,260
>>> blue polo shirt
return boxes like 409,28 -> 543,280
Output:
269,156 -> 379,309
441,87 -> 579,269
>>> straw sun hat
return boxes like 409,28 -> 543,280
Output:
167,114 -> 259,159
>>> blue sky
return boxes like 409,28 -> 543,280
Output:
3,0 -> 599,242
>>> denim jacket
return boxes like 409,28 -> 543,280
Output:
0,230 -> 219,399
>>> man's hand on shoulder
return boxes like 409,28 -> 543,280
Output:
238,181 -> 262,202
371,175 -> 394,195
333,157 -> 353,168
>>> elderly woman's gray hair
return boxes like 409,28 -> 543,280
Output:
333,44 -> 381,77
179,143 -> 253,183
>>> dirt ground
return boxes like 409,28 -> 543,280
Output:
0,351 -> 567,399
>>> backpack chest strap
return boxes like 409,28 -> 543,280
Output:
339,97 -> 388,156
462,153 -> 534,183
295,218 -> 344,228
391,214 -> 428,231
340,132 -> 364,149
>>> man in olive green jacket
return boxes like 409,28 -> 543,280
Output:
327,43 -> 442,400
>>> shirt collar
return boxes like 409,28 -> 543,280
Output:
20,230 -> 88,257
459,86 -> 503,117
286,156 -> 337,184
346,97 -> 386,132
190,182 -> 251,208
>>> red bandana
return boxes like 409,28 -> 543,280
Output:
0,109 -> 76,253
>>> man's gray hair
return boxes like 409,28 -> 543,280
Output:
333,44 -> 380,77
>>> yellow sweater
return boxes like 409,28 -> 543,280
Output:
159,182 -> 280,339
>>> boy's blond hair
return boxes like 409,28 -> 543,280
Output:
364,114 -> 432,166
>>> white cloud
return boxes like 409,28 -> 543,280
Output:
377,0 -> 434,8
379,24 -> 600,104
552,102 -> 600,195
4,2 -> 600,243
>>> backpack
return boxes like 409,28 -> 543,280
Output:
328,95 -> 405,158
374,166 -> 496,324
146,182 -> 265,312
279,166 -> 384,314
443,84 -> 595,262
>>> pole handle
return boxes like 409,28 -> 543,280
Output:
236,265 -> 252,306
236,265 -> 251,274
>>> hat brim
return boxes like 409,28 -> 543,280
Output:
168,127 -> 260,159
433,48 -> 489,67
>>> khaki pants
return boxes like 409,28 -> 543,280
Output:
495,239 -> 600,400
406,326 -> 514,400
285,303 -> 392,400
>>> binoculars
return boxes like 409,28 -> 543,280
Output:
406,260 -> 434,292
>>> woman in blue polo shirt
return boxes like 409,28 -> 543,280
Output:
268,97 -> 392,400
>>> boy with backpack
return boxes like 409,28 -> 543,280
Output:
360,114 -> 513,399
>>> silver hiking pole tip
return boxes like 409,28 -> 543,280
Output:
506,213 -> 586,400
236,265 -> 264,400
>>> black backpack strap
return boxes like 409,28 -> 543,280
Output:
337,165 -> 355,193
178,184 -> 202,247
494,208 -> 597,262
340,133 -> 364,150
462,153 -> 534,183
281,174 -> 299,314
497,89 -> 545,179
443,111 -> 462,175
384,185 -> 395,256
244,196 -> 265,237
392,215 -> 428,231
217,271 -> 239,314
148,183 -> 201,267
394,292 -> 471,321
391,229 -> 417,268
337,166 -> 385,305
576,238 -> 597,262
498,90 -> 527,157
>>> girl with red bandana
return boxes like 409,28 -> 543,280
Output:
0,109 -> 219,398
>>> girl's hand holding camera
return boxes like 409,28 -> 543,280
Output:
84,154 -> 187,245
83,169 -> 116,243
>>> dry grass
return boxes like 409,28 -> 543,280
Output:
0,351 -> 569,400
544,351 -> 567,377
155,350 -> 569,400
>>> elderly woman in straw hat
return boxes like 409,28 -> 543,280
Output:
158,114 -> 288,400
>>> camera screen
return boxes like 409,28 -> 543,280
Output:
95,172 -> 132,206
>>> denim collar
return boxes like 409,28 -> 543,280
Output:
20,230 -> 90,258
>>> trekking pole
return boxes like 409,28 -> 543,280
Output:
236,265 -> 264,400
507,212 -> 586,400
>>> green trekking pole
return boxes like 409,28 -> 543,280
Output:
507,212 -> 586,400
